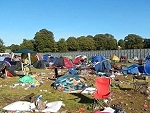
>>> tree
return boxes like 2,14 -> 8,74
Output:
20,39 -> 35,50
118,39 -> 125,49
143,38 -> 150,48
124,34 -> 144,49
77,36 -> 95,51
105,33 -> 117,50
9,44 -> 20,52
0,38 -> 5,52
57,38 -> 68,52
66,37 -> 79,51
93,34 -> 107,50
34,29 -> 55,52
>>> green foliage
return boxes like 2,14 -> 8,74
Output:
105,33 -> 117,50
77,36 -> 95,51
9,44 -> 20,52
20,39 -> 35,50
94,34 -> 107,50
34,29 -> 56,52
66,37 -> 79,51
57,38 -> 68,52
118,39 -> 125,49
143,38 -> 150,48
0,38 -> 5,52
4,29 -> 150,51
124,34 -> 144,49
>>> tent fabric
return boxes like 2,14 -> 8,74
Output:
14,49 -> 37,53
110,55 -> 120,61
53,75 -> 87,92
4,57 -> 13,62
121,64 -> 139,75
91,56 -> 106,63
145,55 -> 150,61
73,55 -> 87,65
94,60 -> 111,73
49,56 -> 58,64
33,60 -> 46,69
0,61 -> 17,77
19,75 -> 35,83
43,54 -> 50,61
52,57 -> 73,68
73,57 -> 82,65
144,61 -> 150,75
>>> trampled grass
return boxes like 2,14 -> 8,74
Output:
0,68 -> 150,113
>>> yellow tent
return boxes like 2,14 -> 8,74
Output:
110,55 -> 120,62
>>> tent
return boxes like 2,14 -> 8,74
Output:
52,57 -> 74,69
13,48 -> 37,65
138,61 -> 150,75
110,55 -> 120,62
121,64 -> 139,75
91,56 -> 106,63
73,55 -> 87,65
94,59 -> 111,73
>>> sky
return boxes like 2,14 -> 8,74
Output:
0,0 -> 150,46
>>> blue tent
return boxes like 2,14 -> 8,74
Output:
94,59 -> 111,73
43,54 -> 50,61
91,56 -> 106,63
121,64 -> 139,75
138,61 -> 150,76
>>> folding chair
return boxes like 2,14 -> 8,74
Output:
92,77 -> 111,111
133,75 -> 148,93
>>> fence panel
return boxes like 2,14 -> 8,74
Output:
44,49 -> 150,59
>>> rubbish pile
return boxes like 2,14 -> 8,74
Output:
2,94 -> 64,113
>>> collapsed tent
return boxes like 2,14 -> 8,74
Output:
53,75 -> 87,92
94,59 -> 111,73
91,56 -> 106,63
33,60 -> 46,69
73,55 -> 87,65
0,61 -> 18,77
121,64 -> 139,75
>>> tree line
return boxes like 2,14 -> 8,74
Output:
0,29 -> 150,53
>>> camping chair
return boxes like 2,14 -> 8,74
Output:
133,75 -> 148,93
92,77 -> 111,111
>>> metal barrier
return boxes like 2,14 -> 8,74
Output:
40,49 -> 150,59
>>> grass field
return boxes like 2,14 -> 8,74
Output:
0,68 -> 150,113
